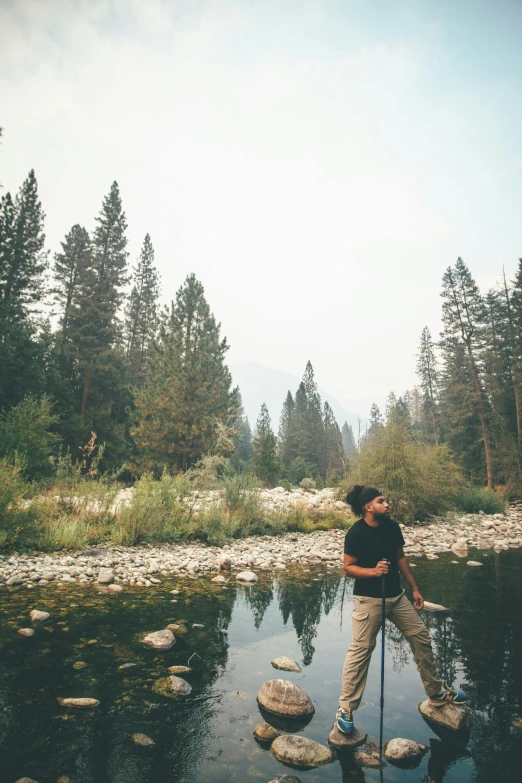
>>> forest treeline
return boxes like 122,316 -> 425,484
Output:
0,166 -> 519,536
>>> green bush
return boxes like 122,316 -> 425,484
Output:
0,457 -> 41,550
300,477 -> 316,492
455,487 -> 505,515
0,396 -> 61,480
288,457 -> 316,485
279,479 -> 292,492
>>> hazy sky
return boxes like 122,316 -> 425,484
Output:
2,0 -> 521,418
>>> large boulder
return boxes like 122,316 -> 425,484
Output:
270,735 -> 335,769
383,738 -> 428,767
328,725 -> 367,750
142,629 -> 175,649
152,676 -> 192,698
419,699 -> 471,731
257,679 -> 314,717
271,656 -> 301,673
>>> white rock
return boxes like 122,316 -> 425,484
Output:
236,571 -> 258,582
30,610 -> 50,622
97,568 -> 114,584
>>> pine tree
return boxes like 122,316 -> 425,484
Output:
290,362 -> 324,475
52,224 -> 91,341
0,170 -> 47,317
278,391 -> 296,469
441,258 -> 493,487
416,326 -> 440,445
132,274 -> 238,471
252,403 -> 280,486
341,421 -> 356,456
231,391 -> 253,470
367,403 -> 383,439
124,233 -> 160,387
323,401 -> 345,480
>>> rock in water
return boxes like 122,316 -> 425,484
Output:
218,554 -> 232,570
97,568 -> 114,584
132,732 -> 155,746
107,583 -> 123,592
328,725 -> 367,749
271,656 -> 301,672
253,722 -> 280,743
58,698 -> 100,708
257,679 -> 314,717
355,748 -> 386,768
467,560 -> 483,566
18,628 -> 35,637
14,778 -> 39,783
167,665 -> 191,674
423,601 -> 449,612
142,629 -> 175,649
512,717 -> 522,729
267,777 -> 303,783
30,610 -> 50,622
383,738 -> 428,766
270,735 -> 335,769
152,676 -> 192,698
419,699 -> 471,731
236,571 -> 258,582
211,575 -> 226,583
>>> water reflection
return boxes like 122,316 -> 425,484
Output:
0,549 -> 520,782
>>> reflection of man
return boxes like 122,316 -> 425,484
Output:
336,485 -> 467,735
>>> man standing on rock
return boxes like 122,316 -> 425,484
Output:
336,485 -> 467,735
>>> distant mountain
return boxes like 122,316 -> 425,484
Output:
230,361 -> 362,435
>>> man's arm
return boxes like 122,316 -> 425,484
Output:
344,554 -> 389,579
397,546 -> 424,609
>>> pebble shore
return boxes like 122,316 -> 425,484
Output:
1,499 -> 521,590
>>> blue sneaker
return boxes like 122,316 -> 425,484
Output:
429,685 -> 468,707
336,707 -> 354,734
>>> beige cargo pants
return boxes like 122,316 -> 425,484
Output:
339,591 -> 442,712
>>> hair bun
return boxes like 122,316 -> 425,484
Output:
346,485 -> 364,506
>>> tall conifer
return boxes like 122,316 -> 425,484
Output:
252,403 -> 280,486
124,233 -> 160,387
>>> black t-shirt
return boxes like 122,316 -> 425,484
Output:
344,517 -> 405,598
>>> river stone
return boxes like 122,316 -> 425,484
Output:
14,778 -> 39,783
30,610 -> 50,622
267,777 -> 303,783
423,601 -> 449,612
98,568 -> 114,584
152,675 -> 192,698
383,738 -> 429,764
167,665 -> 191,674
73,661 -> 88,670
512,717 -> 522,729
18,628 -> 35,637
467,560 -> 483,566
257,679 -> 314,717
132,732 -> 155,746
271,656 -> 301,672
270,735 -> 334,769
142,629 -> 175,649
6,576 -> 23,586
218,554 -> 232,570
419,699 -> 471,731
328,725 -> 367,749
58,697 -> 100,708
355,748 -> 386,768
211,575 -> 226,583
253,722 -> 280,742
236,570 -> 258,582
107,583 -> 123,592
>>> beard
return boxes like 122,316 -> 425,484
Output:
374,511 -> 391,522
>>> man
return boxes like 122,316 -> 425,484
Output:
336,485 -> 467,735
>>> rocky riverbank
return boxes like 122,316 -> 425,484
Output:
1,503 -> 521,589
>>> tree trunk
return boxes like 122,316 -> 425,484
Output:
466,341 -> 494,489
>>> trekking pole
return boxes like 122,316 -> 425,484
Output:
379,560 -> 388,760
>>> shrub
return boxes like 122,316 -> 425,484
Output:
0,456 -> 40,550
455,487 -> 505,515
279,479 -> 292,492
0,396 -> 61,480
288,457 -> 316,485
300,477 -> 316,492
314,474 -> 325,490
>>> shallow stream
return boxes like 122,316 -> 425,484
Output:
1,548 -> 521,783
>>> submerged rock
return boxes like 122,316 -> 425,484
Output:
58,697 -> 100,708
72,661 -> 88,670
132,732 -> 155,746
236,570 -> 258,582
167,665 -> 192,674
14,778 -> 39,783
270,735 -> 334,769
253,722 -> 280,743
327,725 -> 367,749
142,629 -> 175,649
383,738 -> 428,766
419,699 -> 471,731
355,748 -> 386,768
271,656 -> 301,673
107,583 -> 123,592
211,575 -> 226,583
257,679 -> 314,717
18,628 -> 35,637
30,610 -> 50,622
512,717 -> 522,729
152,675 -> 192,698
267,776 -> 303,783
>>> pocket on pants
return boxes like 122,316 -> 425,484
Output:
352,610 -> 370,643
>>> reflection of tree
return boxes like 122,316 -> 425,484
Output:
422,613 -> 458,686
276,571 -> 343,665
239,584 -> 274,629
386,621 -> 410,674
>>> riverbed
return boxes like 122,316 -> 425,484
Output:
1,548 -> 521,783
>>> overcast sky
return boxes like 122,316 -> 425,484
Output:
2,0 -> 521,418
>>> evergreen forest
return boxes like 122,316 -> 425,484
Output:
1,166 -> 520,549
